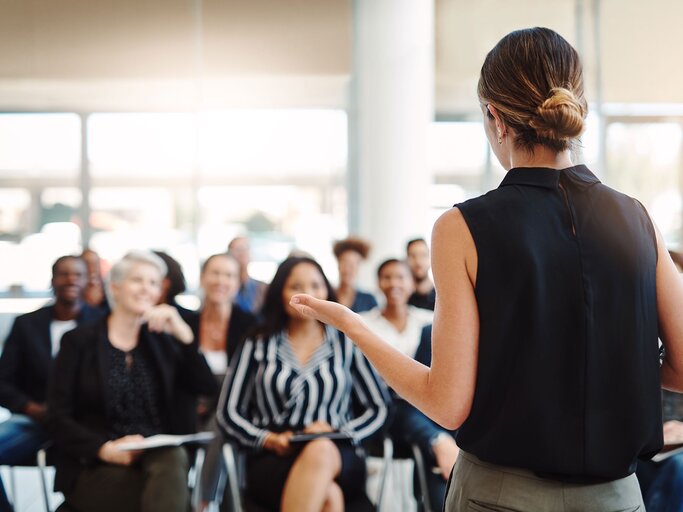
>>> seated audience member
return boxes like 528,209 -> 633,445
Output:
227,236 -> 267,314
47,251 -> 217,512
332,237 -> 378,313
152,250 -> 195,320
637,389 -> 683,511
360,259 -> 433,358
187,253 -> 259,425
361,259 -> 452,509
0,255 -> 103,512
393,325 -> 458,511
217,257 -> 389,512
185,254 -> 258,509
81,248 -> 109,311
406,238 -> 436,311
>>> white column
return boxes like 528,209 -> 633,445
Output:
349,0 -> 435,276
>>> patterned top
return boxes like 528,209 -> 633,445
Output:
105,338 -> 164,438
217,326 -> 389,450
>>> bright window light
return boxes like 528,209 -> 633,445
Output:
0,113 -> 80,176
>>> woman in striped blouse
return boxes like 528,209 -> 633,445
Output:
217,256 -> 389,512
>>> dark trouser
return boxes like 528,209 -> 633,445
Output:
0,414 -> 50,512
445,450 -> 644,512
637,455 -> 683,512
64,446 -> 189,512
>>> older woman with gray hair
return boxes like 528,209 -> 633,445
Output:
47,250 -> 217,512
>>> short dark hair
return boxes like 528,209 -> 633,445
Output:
52,255 -> 83,278
152,251 -> 186,302
406,238 -> 427,252
257,257 -> 336,340
333,237 -> 371,260
376,258 -> 409,278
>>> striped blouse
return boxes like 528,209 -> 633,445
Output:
217,325 -> 389,450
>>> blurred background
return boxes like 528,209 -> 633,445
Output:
0,0 -> 681,300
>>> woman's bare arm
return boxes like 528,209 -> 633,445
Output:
291,208 -> 479,429
655,223 -> 683,391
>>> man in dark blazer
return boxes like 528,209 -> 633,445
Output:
0,255 -> 103,511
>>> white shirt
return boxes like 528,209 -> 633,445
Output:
360,306 -> 433,358
50,319 -> 77,357
202,349 -> 229,376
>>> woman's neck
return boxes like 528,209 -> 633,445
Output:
202,301 -> 232,322
107,309 -> 143,351
336,283 -> 356,308
382,303 -> 409,332
508,147 -> 573,170
288,317 -> 324,341
337,281 -> 353,293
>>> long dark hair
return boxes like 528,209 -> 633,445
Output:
256,257 -> 336,340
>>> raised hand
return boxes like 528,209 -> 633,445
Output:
142,304 -> 194,344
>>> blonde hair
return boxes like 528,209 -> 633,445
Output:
478,28 -> 588,152
106,250 -> 167,306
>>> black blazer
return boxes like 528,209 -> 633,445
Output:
46,316 -> 218,494
0,304 -> 104,413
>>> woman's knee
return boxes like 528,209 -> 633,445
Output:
297,438 -> 342,472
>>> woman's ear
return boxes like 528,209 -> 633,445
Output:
487,104 -> 507,139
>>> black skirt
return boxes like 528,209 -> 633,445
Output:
245,441 -> 366,510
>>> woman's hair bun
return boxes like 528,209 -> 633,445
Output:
530,87 -> 586,141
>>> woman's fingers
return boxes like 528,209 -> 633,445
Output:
289,294 -> 323,320
290,294 -> 355,332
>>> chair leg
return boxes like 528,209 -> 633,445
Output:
37,448 -> 53,512
374,437 -> 393,511
221,444 -> 243,512
410,444 -> 432,512
8,467 -> 16,508
191,448 -> 206,510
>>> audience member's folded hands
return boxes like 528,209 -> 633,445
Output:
263,431 -> 293,456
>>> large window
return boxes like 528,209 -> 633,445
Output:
0,114 -> 81,178
3,109 -> 683,296
606,122 -> 683,243
0,109 -> 348,295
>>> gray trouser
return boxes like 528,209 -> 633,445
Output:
444,450 -> 644,512
66,446 -> 190,512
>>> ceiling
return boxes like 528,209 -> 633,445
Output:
0,0 -> 679,112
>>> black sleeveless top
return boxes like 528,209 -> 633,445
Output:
455,165 -> 662,481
